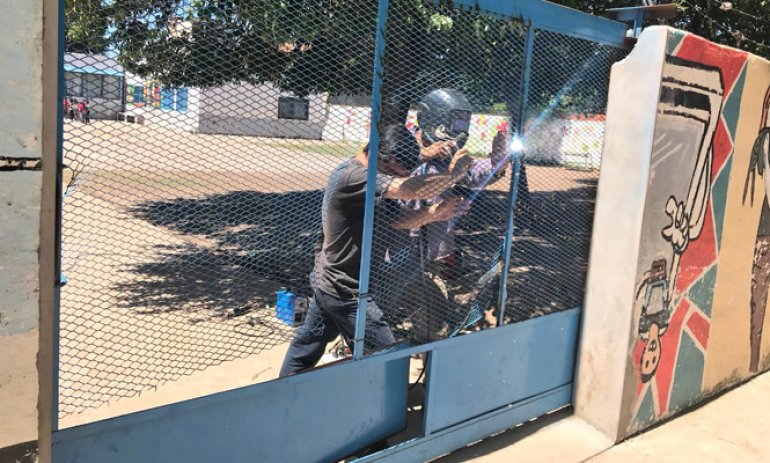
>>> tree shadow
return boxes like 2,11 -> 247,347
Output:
115,175 -> 597,333
449,175 -> 599,324
117,190 -> 323,317
505,177 -> 598,322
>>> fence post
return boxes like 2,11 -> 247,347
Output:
353,0 -> 390,360
496,24 -> 535,326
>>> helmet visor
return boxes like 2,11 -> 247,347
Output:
449,110 -> 472,135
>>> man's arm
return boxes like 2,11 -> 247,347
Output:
462,130 -> 510,189
384,151 -> 473,201
391,196 -> 469,229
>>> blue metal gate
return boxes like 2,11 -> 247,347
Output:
52,1 -> 628,461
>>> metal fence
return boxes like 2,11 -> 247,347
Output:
504,31 -> 628,323
59,0 -> 626,419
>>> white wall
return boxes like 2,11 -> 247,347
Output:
198,83 -> 328,139
124,74 -> 201,132
0,0 -> 46,452
574,27 -> 667,442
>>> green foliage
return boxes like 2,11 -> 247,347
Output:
663,0 -> 770,59
63,0 -> 770,121
65,0 -> 109,53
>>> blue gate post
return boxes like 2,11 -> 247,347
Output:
50,0 -> 66,432
496,24 -> 535,326
353,0 -> 390,360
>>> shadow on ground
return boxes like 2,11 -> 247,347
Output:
118,175 -> 597,329
119,190 -> 324,317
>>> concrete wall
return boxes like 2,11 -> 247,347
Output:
0,0 -> 47,453
577,26 -> 770,440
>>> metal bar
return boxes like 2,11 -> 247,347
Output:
496,24 -> 535,327
361,308 -> 580,370
39,0 -> 66,439
634,8 -> 646,38
445,0 -> 629,48
353,0 -> 390,360
350,384 -> 573,463
49,309 -> 577,421
421,350 -> 439,437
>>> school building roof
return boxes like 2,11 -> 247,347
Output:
64,52 -> 125,77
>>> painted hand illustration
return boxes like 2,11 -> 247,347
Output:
662,196 -> 691,254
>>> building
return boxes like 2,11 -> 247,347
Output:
197,83 -> 328,139
63,53 -> 125,120
124,73 -> 200,132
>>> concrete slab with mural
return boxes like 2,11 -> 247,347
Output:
577,25 -> 770,439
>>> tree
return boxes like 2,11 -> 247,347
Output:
555,0 -> 770,60
103,0 -> 527,123
65,0 -> 110,53
662,0 -> 770,59
64,0 -> 770,122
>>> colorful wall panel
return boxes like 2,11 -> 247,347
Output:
616,28 -> 770,434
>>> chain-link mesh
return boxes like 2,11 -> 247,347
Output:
59,0 -> 627,418
60,0 -> 378,417
504,31 -> 627,322
363,2 -> 525,352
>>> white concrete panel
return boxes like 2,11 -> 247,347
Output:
574,26 -> 669,442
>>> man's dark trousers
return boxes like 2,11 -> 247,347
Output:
279,289 -> 396,376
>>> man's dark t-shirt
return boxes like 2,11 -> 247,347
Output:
315,158 -> 393,300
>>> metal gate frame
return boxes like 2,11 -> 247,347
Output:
48,1 -> 629,462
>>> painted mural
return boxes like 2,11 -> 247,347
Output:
627,30 -> 751,431
742,87 -> 770,373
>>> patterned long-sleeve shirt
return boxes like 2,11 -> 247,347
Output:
407,157 -> 498,261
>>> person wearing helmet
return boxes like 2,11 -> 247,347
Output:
384,89 -> 518,341
280,124 -> 473,376
410,89 -> 511,274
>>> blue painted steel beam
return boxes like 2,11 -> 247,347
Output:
366,307 -> 580,366
423,305 -> 578,434
52,309 -> 579,463
52,0 -> 66,432
53,358 -> 410,463
351,385 -> 572,463
354,0 -> 390,360
444,0 -> 629,48
496,24 -> 535,327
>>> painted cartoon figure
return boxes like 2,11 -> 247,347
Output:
741,86 -> 770,373
634,57 -> 724,382
637,259 -> 671,382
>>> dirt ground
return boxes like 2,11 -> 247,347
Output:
0,330 -> 37,448
58,120 -> 598,425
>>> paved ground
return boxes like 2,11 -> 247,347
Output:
588,373 -> 770,462
0,331 -> 37,449
438,372 -> 770,463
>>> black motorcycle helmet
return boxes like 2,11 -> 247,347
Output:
363,124 -> 420,173
416,89 -> 473,148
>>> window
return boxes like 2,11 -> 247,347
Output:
145,83 -> 162,108
65,72 -> 82,96
102,76 -> 122,100
161,87 -> 175,110
83,74 -> 103,99
176,88 -> 188,112
127,85 -> 145,106
278,97 -> 309,120
126,83 -> 188,112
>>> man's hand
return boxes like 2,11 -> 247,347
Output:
490,130 -> 508,167
415,128 -> 455,160
393,195 -> 470,229
449,149 -> 473,179
430,195 -> 471,222
661,196 -> 690,254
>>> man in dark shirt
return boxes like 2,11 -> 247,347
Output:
280,124 -> 472,376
